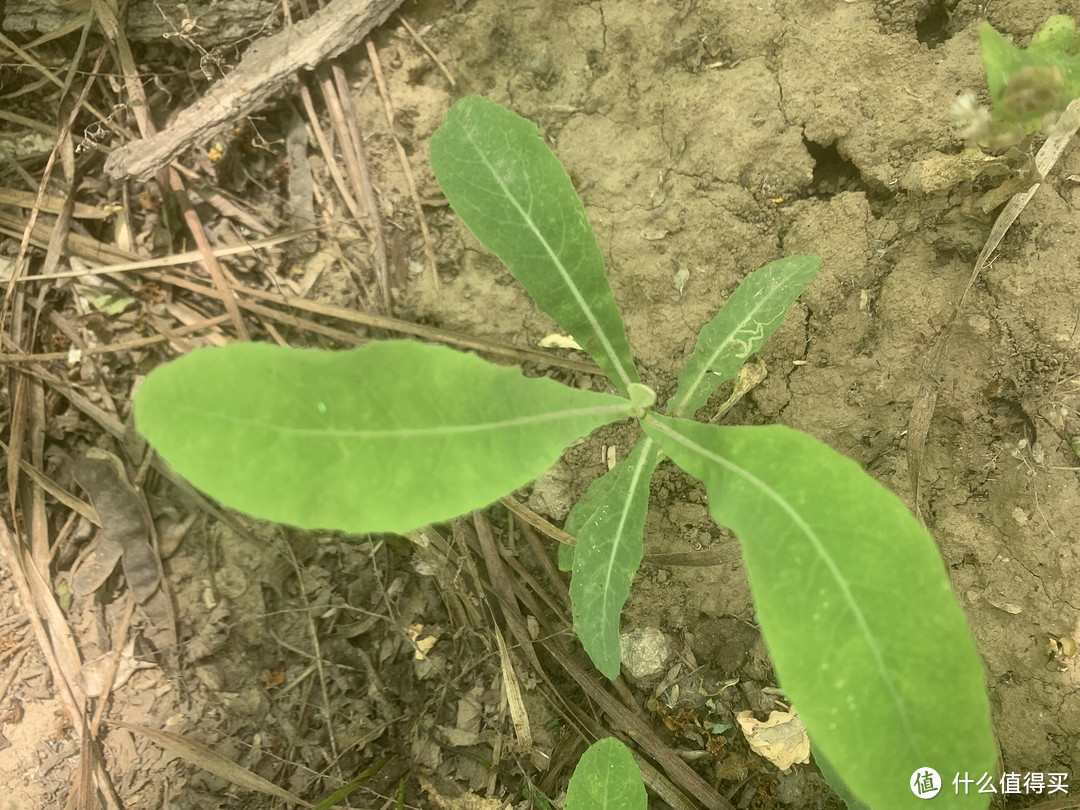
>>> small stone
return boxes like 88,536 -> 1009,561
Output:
619,628 -> 673,683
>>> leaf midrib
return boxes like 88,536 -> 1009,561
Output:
669,284 -> 786,417
645,416 -> 923,759
457,121 -> 635,394
597,438 -> 654,609
165,402 -> 630,439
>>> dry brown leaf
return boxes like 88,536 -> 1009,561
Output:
75,637 -> 156,697
492,624 -> 532,750
736,709 -> 810,772
72,449 -> 159,602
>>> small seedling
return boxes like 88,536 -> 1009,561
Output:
135,96 -> 994,807
957,15 -> 1080,146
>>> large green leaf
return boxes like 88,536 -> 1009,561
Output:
429,96 -> 640,395
565,738 -> 646,810
135,341 -> 632,533
642,415 -> 995,809
668,255 -> 820,418
563,437 -> 661,678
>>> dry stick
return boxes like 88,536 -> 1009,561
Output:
396,15 -> 457,87
0,315 -> 232,364
278,541 -> 342,771
0,188 -> 106,220
27,379 -> 49,575
149,269 -> 603,374
297,83 -> 364,221
462,523 -> 704,810
0,208 -> 145,267
491,621 -> 533,750
0,336 -> 124,439
15,228 -> 315,281
0,439 -> 98,523
907,99 -> 1080,521
165,168 -> 250,339
493,530 -> 572,627
366,39 -> 440,289
470,514 -> 544,678
2,28 -> 108,522
43,6 -> 99,276
96,0 -> 249,341
65,596 -> 136,810
552,702 -> 698,810
0,645 -> 31,707
542,639 -> 736,810
483,542 -> 566,637
87,597 -> 137,738
1,203 -> 599,373
0,332 -> 255,551
500,495 -> 577,546
5,372 -> 27,518
103,0 -> 407,181
71,721 -> 95,810
0,30 -> 126,143
516,522 -> 573,613
449,526 -> 598,774
0,521 -> 87,733
40,17 -> 97,283
322,62 -> 393,310
21,541 -> 85,703
160,274 -> 384,345
6,317 -> 37,532
110,721 -> 314,808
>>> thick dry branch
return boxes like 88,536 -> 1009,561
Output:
104,0 -> 405,182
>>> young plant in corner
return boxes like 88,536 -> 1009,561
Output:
135,96 -> 995,807
956,14 -> 1080,147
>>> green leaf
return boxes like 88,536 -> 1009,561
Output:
979,16 -> 1080,135
565,437 -> 661,678
626,383 -> 656,416
565,738 -> 646,810
642,415 -> 995,809
430,96 -> 640,395
312,756 -> 393,810
135,341 -> 632,534
813,744 -> 873,810
668,255 -> 821,419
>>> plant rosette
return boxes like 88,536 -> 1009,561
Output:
136,95 -> 995,808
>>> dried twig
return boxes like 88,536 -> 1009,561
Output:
320,63 -> 393,310
298,83 -> 363,220
164,169 -> 250,339
367,39 -> 440,289
396,15 -> 456,87
150,269 -> 603,374
542,640 -> 735,810
103,0 -> 406,181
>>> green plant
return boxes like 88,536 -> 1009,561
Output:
959,15 -> 1080,145
135,96 -> 995,807
565,738 -> 645,810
